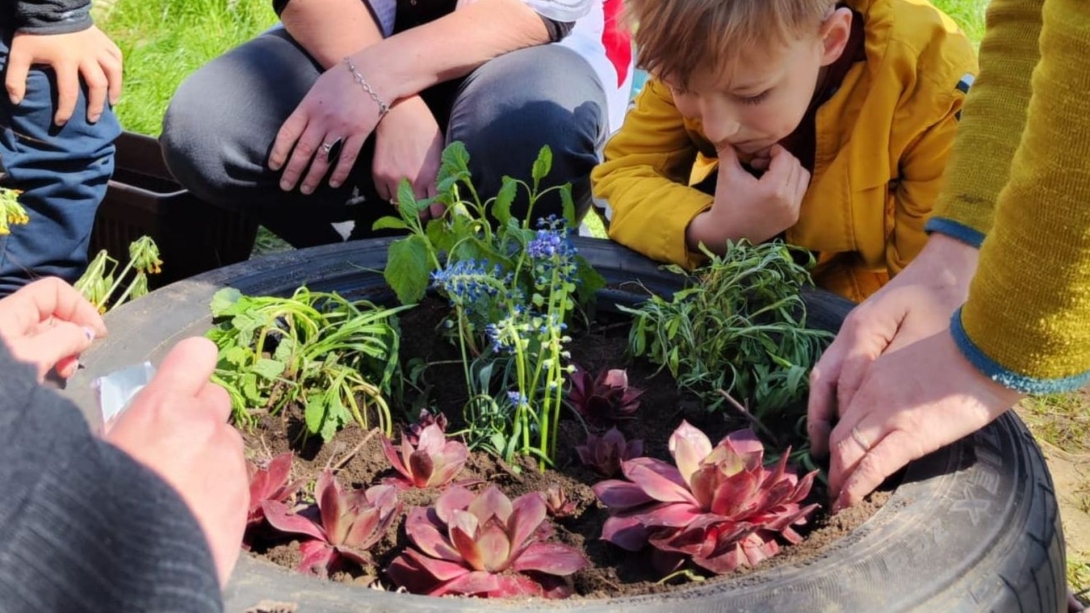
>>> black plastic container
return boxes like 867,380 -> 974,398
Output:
89,131 -> 258,287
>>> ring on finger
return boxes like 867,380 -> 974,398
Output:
320,137 -> 343,159
850,426 -> 872,452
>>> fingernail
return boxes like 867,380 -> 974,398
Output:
83,326 -> 96,342
9,95 -> 20,105
301,184 -> 313,195
329,179 -> 342,188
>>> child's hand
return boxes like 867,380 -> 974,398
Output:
715,144 -> 809,234
5,26 -> 123,126
687,144 -> 810,252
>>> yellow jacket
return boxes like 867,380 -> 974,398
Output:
592,0 -> 978,301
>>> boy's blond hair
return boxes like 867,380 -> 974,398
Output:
628,0 -> 836,86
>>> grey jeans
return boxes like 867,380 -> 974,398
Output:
161,27 -> 607,247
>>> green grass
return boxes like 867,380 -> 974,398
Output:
95,0 -> 276,135
936,0 -> 988,45
1020,393 -> 1090,454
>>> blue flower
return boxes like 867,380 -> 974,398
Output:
431,259 -> 500,305
527,229 -> 574,261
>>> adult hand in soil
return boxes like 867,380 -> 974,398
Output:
807,234 -> 1022,509
372,95 -> 445,219
0,277 -> 107,381
269,58 -> 386,197
107,337 -> 248,587
5,26 -> 123,125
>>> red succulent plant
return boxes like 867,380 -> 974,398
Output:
382,423 -> 468,489
567,365 -> 644,427
263,469 -> 401,576
592,422 -> 818,575
246,451 -> 304,528
405,408 -> 449,446
544,484 -> 577,518
576,427 -> 644,477
387,485 -> 587,598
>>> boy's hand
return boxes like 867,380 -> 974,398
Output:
686,144 -> 809,251
5,26 -> 123,126
715,144 -> 809,235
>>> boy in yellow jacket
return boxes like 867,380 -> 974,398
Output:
591,0 -> 977,301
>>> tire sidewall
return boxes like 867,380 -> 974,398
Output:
62,238 -> 1064,613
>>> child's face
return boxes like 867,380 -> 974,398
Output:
662,9 -> 853,157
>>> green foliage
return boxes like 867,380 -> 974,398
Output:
375,142 -> 604,309
934,0 -> 987,46
623,240 -> 832,425
206,286 -> 408,441
376,143 -> 604,469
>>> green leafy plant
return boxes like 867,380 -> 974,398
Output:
623,241 -> 832,425
75,235 -> 162,313
206,286 -> 407,440
373,143 -> 605,469
373,142 -> 603,311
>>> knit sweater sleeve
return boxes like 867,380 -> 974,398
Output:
942,0 -> 1090,393
924,0 -> 1042,246
0,342 -> 223,612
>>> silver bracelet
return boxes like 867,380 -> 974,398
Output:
342,56 -> 390,118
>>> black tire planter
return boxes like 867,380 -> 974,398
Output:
63,237 -> 1066,613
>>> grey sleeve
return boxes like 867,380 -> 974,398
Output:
12,0 -> 94,34
0,343 -> 223,613
523,0 -> 592,23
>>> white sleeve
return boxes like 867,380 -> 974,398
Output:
522,0 -> 593,22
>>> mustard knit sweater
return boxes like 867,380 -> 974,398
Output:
926,0 -> 1090,392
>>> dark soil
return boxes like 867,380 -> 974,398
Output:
241,296 -> 890,598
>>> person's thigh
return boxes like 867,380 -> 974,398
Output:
0,32 -> 121,295
447,44 -> 607,224
161,28 -> 378,247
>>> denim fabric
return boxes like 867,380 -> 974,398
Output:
0,31 -> 120,296
161,27 -> 606,248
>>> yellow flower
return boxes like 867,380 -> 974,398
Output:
128,236 -> 163,275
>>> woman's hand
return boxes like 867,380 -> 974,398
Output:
268,60 -> 387,196
806,235 -> 1015,509
372,96 -> 445,218
0,277 -> 107,380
